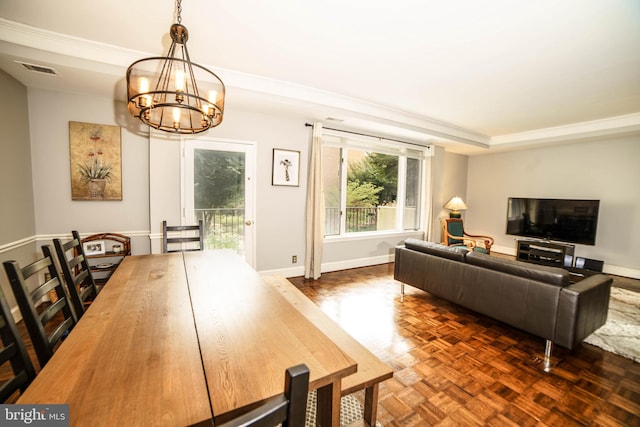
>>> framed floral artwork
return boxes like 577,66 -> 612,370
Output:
272,148 -> 300,186
69,121 -> 122,200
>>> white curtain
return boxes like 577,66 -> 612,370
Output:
423,153 -> 434,242
304,122 -> 324,279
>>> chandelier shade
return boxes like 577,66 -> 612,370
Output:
126,19 -> 225,134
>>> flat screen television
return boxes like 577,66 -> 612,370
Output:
506,197 -> 600,245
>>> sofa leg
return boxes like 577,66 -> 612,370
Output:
528,339 -> 560,372
543,340 -> 553,372
400,283 -> 405,301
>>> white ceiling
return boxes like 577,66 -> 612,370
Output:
1,0 -> 639,154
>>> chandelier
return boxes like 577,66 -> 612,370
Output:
126,0 -> 225,134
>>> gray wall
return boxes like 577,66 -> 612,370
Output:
465,135 -> 640,277
27,88 -> 150,252
4,81 -> 423,278
0,70 -> 37,307
148,108 -> 425,273
431,148 -> 469,242
0,71 -> 35,243
147,109 -> 312,271
3,72 -> 638,284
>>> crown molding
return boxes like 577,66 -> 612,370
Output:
230,74 -> 491,147
2,18 -> 636,153
0,18 -> 489,147
0,17 -> 141,67
490,113 -> 640,148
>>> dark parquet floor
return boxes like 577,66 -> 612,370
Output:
290,264 -> 640,427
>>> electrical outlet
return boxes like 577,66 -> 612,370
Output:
292,255 -> 297,263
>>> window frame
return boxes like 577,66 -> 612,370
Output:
321,131 -> 432,239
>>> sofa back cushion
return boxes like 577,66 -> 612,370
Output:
466,251 -> 570,286
403,238 -> 467,262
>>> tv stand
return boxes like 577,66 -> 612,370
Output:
516,239 -> 575,268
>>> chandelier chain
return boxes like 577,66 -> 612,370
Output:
176,0 -> 182,24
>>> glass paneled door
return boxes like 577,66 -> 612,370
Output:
183,138 -> 256,266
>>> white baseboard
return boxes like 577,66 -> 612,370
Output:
492,245 -> 517,256
321,254 -> 395,274
604,265 -> 640,280
258,265 -> 306,278
258,254 -> 395,278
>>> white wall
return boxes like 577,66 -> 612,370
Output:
465,135 -> 640,277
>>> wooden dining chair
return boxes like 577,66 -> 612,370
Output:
0,288 -> 36,403
162,220 -> 204,253
442,218 -> 494,254
53,230 -> 99,319
216,364 -> 310,427
3,247 -> 78,369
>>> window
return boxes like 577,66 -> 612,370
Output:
322,131 -> 431,237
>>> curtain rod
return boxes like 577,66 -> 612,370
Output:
304,122 -> 432,149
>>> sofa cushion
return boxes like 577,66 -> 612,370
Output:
403,238 -> 467,262
466,251 -> 570,286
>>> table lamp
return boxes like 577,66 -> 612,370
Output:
444,196 -> 468,218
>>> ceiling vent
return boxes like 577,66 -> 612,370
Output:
14,61 -> 60,76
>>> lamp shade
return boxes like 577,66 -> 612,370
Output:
444,196 -> 468,211
444,196 -> 467,218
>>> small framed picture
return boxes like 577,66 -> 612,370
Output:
83,240 -> 106,256
272,149 -> 300,187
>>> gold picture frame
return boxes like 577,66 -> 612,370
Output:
69,121 -> 122,200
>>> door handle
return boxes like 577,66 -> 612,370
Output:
245,220 -> 253,226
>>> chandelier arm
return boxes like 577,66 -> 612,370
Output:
182,45 -> 203,107
155,105 -> 164,130
156,42 -> 178,106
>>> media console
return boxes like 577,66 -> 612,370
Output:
516,239 -> 575,268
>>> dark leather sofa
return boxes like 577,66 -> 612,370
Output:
394,239 -> 612,352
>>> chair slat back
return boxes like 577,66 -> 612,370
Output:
162,220 -> 204,253
53,231 -> 98,318
3,248 -> 77,369
0,288 -> 36,403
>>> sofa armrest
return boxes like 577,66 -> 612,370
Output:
554,274 -> 612,349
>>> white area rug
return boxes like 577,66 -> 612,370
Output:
583,287 -> 640,363
305,390 -> 383,427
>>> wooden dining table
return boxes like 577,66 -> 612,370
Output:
18,250 -> 357,426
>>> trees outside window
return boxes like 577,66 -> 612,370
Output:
322,134 -> 426,236
193,149 -> 245,250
